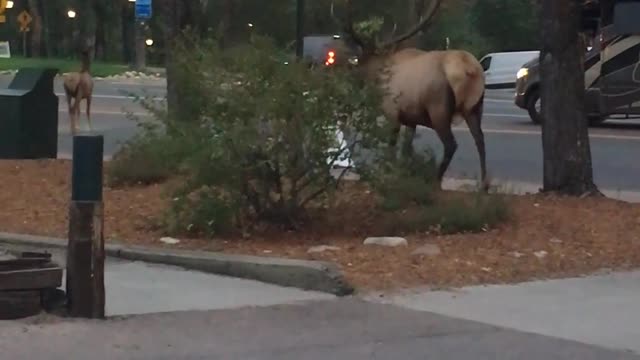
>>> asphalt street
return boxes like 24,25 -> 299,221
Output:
2,75 -> 640,192
1,297 -> 638,360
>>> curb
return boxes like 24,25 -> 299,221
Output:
0,232 -> 355,297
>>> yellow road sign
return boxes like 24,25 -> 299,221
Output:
17,10 -> 32,28
0,0 -> 8,23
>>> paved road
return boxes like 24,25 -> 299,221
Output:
2,75 -> 640,192
1,297 -> 638,360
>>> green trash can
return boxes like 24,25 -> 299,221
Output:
0,67 -> 59,159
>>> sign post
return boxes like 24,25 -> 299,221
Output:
134,0 -> 152,71
134,0 -> 152,20
17,11 -> 33,57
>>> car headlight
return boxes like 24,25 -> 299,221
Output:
516,67 -> 529,79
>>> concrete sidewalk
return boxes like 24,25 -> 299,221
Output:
4,244 -> 334,317
366,270 -> 640,355
1,298 -> 637,360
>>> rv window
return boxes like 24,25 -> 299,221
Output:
480,56 -> 492,71
613,2 -> 640,35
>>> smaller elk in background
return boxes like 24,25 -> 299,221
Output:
63,45 -> 94,136
332,0 -> 490,191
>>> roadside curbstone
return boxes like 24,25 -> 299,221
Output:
0,232 -> 354,296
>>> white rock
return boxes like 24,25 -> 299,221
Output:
549,237 -> 563,244
159,237 -> 180,245
510,251 -> 525,258
364,237 -> 408,247
534,250 -> 548,259
411,244 -> 441,257
307,245 -> 341,254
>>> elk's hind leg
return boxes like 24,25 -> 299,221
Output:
433,123 -> 457,188
463,92 -> 488,192
401,124 -> 416,158
428,85 -> 458,189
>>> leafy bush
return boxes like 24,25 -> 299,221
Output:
106,109 -> 203,187
376,190 -> 511,236
144,34 -> 388,236
108,31 -> 511,238
357,147 -> 439,211
356,140 -> 510,235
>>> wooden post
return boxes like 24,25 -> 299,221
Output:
66,135 -> 105,319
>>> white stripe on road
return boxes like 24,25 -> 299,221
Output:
485,113 -> 529,118
54,92 -> 165,101
484,98 -> 514,103
57,109 -> 151,116
453,127 -> 640,141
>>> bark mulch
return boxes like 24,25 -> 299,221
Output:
2,159 -> 639,292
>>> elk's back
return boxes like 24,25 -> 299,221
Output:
381,49 -> 485,119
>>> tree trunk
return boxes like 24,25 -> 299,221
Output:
27,0 -> 42,57
600,0 -> 615,26
540,0 -> 599,196
159,0 -> 182,117
217,0 -> 234,49
121,2 -> 134,64
93,0 -> 107,60
77,0 -> 95,52
39,0 -> 51,57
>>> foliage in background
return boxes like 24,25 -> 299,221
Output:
0,0 -> 540,64
469,0 -> 540,52
0,57 -> 128,77
418,2 -> 496,57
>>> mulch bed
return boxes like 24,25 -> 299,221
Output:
2,159 -> 640,292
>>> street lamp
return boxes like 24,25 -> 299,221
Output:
6,1 -> 14,9
67,9 -> 77,18
145,38 -> 153,46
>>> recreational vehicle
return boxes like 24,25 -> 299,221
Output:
514,0 -> 640,125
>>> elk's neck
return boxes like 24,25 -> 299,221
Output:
80,53 -> 91,73
359,54 -> 394,83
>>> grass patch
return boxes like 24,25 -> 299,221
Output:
373,190 -> 511,236
0,56 -> 129,77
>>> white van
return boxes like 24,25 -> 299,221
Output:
479,51 -> 540,89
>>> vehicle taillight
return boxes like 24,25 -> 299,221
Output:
325,50 -> 336,66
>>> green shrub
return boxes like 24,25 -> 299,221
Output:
357,142 -> 510,235
106,126 -> 199,187
147,33 -> 387,235
358,148 -> 439,211
107,30 -> 510,238
378,191 -> 511,235
423,192 -> 510,234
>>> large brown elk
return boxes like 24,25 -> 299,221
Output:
332,0 -> 489,191
63,45 -> 94,136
